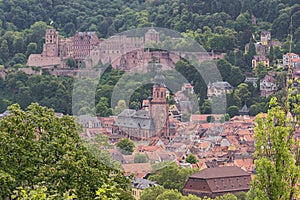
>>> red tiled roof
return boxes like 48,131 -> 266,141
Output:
122,163 -> 151,178
191,114 -> 224,122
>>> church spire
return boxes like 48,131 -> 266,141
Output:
154,63 -> 165,87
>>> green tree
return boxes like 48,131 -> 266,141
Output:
140,186 -> 166,200
215,193 -> 237,200
114,99 -> 127,115
148,163 -> 199,191
186,154 -> 198,164
66,57 -> 76,68
96,97 -> 112,117
249,97 -> 300,200
244,40 -> 256,70
217,59 -> 245,87
234,83 -> 251,104
156,189 -> 183,200
11,53 -> 26,65
0,39 -> 9,63
249,104 -> 259,116
182,194 -> 203,200
0,103 -> 132,199
254,63 -> 268,79
206,115 -> 215,123
26,42 -> 38,57
217,59 -> 232,82
134,154 -> 147,163
234,12 -> 250,32
227,105 -> 239,117
116,138 -> 135,155
201,100 -> 212,114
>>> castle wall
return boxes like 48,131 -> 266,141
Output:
27,54 -> 61,67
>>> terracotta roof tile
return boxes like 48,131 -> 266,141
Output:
122,163 -> 151,178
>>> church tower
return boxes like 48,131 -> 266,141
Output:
150,63 -> 169,137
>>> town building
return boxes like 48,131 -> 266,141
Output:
293,65 -> 300,79
122,162 -> 152,179
244,77 -> 258,88
283,53 -> 300,67
207,81 -> 233,99
260,74 -> 277,97
77,115 -> 102,128
182,166 -> 251,198
252,55 -> 269,68
260,31 -> 271,46
132,178 -> 158,200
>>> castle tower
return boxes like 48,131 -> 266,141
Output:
150,63 -> 169,137
42,28 -> 59,57
145,27 -> 160,44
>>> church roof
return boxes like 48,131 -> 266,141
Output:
116,109 -> 155,130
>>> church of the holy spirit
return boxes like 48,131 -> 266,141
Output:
114,64 -> 172,140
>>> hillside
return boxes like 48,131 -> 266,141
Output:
0,0 -> 299,115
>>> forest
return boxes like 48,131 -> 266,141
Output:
0,0 -> 298,115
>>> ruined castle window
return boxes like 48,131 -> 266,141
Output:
161,92 -> 163,98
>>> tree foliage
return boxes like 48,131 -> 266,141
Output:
185,154 -> 198,164
148,163 -> 199,191
0,103 -> 132,199
249,96 -> 300,200
116,138 -> 135,155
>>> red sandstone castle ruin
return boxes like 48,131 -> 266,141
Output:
27,27 -> 163,70
26,27 -> 223,74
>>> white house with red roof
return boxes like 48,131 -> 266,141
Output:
283,52 -> 300,67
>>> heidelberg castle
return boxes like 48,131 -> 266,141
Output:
26,27 -> 223,73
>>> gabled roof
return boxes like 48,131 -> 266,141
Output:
261,74 -> 275,83
190,166 -> 249,179
122,163 -> 152,178
132,177 -> 157,189
116,109 -> 155,130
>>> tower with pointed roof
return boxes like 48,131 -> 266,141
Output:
150,63 -> 169,137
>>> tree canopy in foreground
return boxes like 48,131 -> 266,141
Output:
249,92 -> 300,199
0,103 -> 133,199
